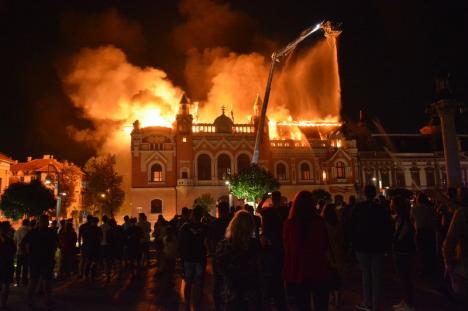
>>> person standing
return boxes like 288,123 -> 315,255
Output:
443,188 -> 468,303
208,201 -> 231,311
391,196 -> 416,311
216,210 -> 262,311
259,191 -> 288,311
179,206 -> 208,311
58,221 -> 78,279
350,185 -> 393,311
411,192 -> 437,277
321,203 -> 345,308
22,215 -> 58,308
13,218 -> 30,287
283,191 -> 332,311
137,213 -> 151,267
126,218 -> 144,278
100,215 -> 112,282
0,222 -> 16,309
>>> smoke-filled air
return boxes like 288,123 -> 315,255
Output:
59,0 -> 342,215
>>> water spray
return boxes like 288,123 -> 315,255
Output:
251,20 -> 342,164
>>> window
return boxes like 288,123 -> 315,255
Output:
217,154 -> 231,180
276,163 -> 287,180
181,171 -> 188,179
300,162 -> 311,180
150,199 -> 162,214
237,154 -> 250,174
380,169 -> 390,187
410,167 -> 420,186
425,167 -> 435,187
336,161 -> 346,178
395,168 -> 405,187
197,154 -> 211,181
150,163 -> 163,182
364,170 -> 374,185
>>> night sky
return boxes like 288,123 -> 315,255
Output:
1,0 -> 467,165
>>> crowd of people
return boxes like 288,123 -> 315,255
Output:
0,185 -> 467,311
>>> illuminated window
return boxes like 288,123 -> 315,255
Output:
151,164 -> 163,182
276,163 -> 287,180
336,161 -> 346,178
197,154 -> 211,181
300,162 -> 311,180
182,137 -> 187,142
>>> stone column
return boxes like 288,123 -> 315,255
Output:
431,100 -> 462,188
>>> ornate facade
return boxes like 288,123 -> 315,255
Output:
130,96 -> 358,221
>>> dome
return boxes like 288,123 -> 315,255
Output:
214,112 -> 233,133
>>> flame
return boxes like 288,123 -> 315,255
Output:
269,116 -> 341,141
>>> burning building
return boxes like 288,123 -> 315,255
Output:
130,95 -> 358,221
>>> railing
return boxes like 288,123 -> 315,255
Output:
192,123 -> 255,133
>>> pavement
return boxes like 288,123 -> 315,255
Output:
2,254 -> 464,311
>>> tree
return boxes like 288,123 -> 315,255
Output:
229,164 -> 279,203
58,164 -> 81,217
311,189 -> 332,203
0,180 -> 56,220
193,193 -> 215,215
83,154 -> 125,216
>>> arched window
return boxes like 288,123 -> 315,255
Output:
197,154 -> 212,181
150,199 -> 162,214
150,163 -> 163,182
217,154 -> 231,180
300,162 -> 311,180
237,154 -> 250,174
276,163 -> 287,180
336,161 -> 346,178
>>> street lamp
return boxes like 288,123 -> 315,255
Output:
251,21 -> 340,164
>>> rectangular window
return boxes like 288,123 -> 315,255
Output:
153,171 -> 163,182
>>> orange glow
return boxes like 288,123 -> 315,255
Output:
269,117 -> 341,141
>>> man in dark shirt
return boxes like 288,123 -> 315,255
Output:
179,205 -> 207,311
350,185 -> 393,311
22,215 -> 57,307
82,217 -> 102,280
208,202 -> 231,310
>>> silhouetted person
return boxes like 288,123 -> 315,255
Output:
283,191 -> 332,311
350,185 -> 393,311
259,191 -> 287,310
179,205 -> 207,311
411,192 -> 437,277
81,217 -> 102,280
443,188 -> 468,303
108,218 -> 125,280
391,196 -> 416,311
100,215 -> 112,281
209,201 -> 231,310
216,211 -> 262,310
322,203 -> 345,307
22,215 -> 57,308
58,221 -> 78,278
0,221 -> 16,309
78,215 -> 93,278
137,213 -> 151,267
126,218 -> 143,278
14,218 -> 29,286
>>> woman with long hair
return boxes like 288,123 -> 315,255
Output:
284,191 -> 331,311
216,210 -> 262,311
392,196 -> 416,311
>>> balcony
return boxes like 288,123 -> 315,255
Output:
177,179 -> 193,186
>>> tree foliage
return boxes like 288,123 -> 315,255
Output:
83,154 -> 124,216
311,189 -> 332,203
0,180 -> 56,220
193,193 -> 215,214
58,164 -> 81,216
229,164 -> 279,203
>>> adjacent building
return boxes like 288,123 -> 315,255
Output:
9,155 -> 85,218
0,152 -> 14,194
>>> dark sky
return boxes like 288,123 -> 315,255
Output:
1,0 -> 467,165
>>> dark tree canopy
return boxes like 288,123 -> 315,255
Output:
0,180 -> 56,220
83,154 -> 124,216
311,189 -> 332,203
229,164 -> 279,203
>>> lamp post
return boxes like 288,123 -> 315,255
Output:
251,21 -> 339,164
